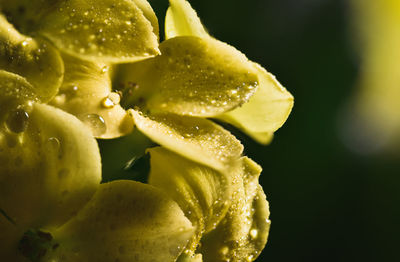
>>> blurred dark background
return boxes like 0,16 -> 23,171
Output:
147,0 -> 400,261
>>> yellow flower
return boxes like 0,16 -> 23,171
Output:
0,0 -> 293,261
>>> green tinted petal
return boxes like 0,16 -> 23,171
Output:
118,36 -> 258,117
45,180 -> 195,262
130,109 -> 243,171
199,157 -> 271,262
49,54 -> 133,139
0,103 -> 101,233
0,15 -> 64,101
165,0 -> 208,39
37,0 -> 159,62
148,147 -> 239,252
216,63 -> 293,144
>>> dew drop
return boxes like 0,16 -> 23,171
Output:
249,228 -> 258,239
6,109 -> 29,133
80,114 -> 107,136
219,246 -> 229,256
101,65 -> 109,74
101,97 -> 115,108
46,137 -> 61,157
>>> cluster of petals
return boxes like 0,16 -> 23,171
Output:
0,0 -> 293,261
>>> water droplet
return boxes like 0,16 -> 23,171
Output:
80,114 -> 107,136
249,228 -> 258,239
220,246 -> 229,256
101,65 -> 109,74
101,97 -> 115,108
6,109 -> 29,133
46,137 -> 62,158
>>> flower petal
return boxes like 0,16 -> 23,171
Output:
148,147 -> 240,251
45,180 -> 195,262
216,63 -> 293,144
177,253 -> 203,262
0,15 -> 64,102
0,103 -> 101,232
245,131 -> 274,145
118,36 -> 258,117
129,109 -> 243,171
131,0 -> 159,39
165,0 -> 208,39
36,0 -> 159,62
199,157 -> 271,262
49,54 -> 133,139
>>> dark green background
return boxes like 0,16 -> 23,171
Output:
147,1 -> 400,261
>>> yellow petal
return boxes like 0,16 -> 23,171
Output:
49,54 -> 133,139
37,0 -> 159,62
0,15 -> 64,102
129,109 -> 243,172
165,0 -> 208,39
199,157 -> 271,262
216,63 -> 293,144
118,36 -> 258,117
148,147 -> 239,252
132,0 -> 159,39
45,180 -> 195,262
0,103 -> 101,234
177,253 -> 203,262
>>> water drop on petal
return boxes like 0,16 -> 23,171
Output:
6,109 -> 29,133
80,114 -> 107,136
249,228 -> 258,239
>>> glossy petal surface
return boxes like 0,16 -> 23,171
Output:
37,0 -> 159,62
216,63 -> 293,144
0,103 -> 101,233
130,109 -> 243,171
165,0 -> 208,39
0,15 -> 64,102
199,157 -> 271,262
119,36 -> 258,117
148,147 -> 239,251
50,54 -> 133,139
45,181 -> 195,262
